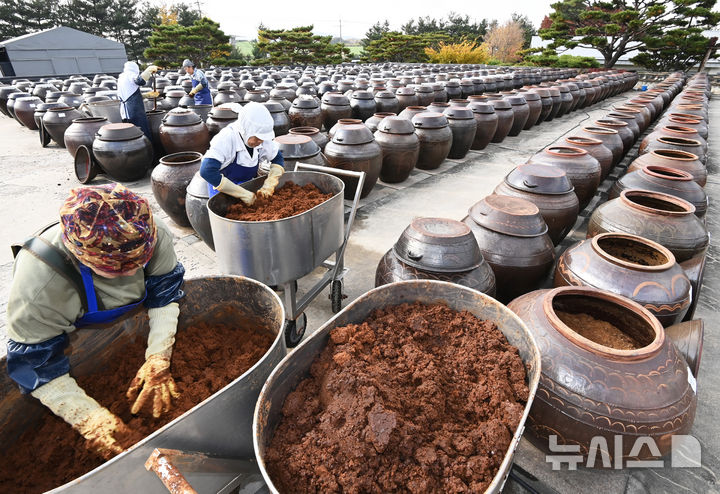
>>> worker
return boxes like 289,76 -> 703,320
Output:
182,59 -> 213,105
118,61 -> 158,140
6,183 -> 185,459
200,102 -> 285,204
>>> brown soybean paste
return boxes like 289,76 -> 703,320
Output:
225,181 -> 333,221
266,302 -> 529,493
0,322 -> 274,494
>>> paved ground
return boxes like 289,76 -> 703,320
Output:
0,90 -> 717,493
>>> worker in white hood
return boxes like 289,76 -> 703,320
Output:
117,61 -> 158,140
200,102 -> 285,204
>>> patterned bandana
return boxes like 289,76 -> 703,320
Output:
60,183 -> 157,275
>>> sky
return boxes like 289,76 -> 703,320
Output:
182,0 -> 555,40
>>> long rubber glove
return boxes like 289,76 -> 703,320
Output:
257,164 -> 284,198
143,91 -> 159,99
215,175 -> 256,205
32,374 -> 131,460
140,65 -> 159,81
126,303 -> 180,418
189,83 -> 202,96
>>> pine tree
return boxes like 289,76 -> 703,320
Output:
254,26 -> 349,66
364,32 -> 448,63
144,17 -> 232,68
361,20 -> 390,48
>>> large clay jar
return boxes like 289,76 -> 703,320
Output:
587,190 -> 708,262
521,91 -> 542,129
395,87 -> 418,113
64,117 -> 107,158
610,165 -> 707,218
274,134 -> 327,169
244,90 -> 269,104
374,90 -> 400,114
490,99 -> 514,143
526,146 -> 601,210
414,85 -> 435,107
562,136 -> 613,180
556,85 -> 573,116
494,164 -> 579,245
639,125 -> 707,157
324,123 -> 382,199
657,113 -> 708,140
612,105 -> 648,133
160,108 -> 210,155
364,112 -> 395,133
349,90 -> 376,121
555,233 -> 691,326
13,96 -> 43,129
42,106 -> 83,147
412,112 -> 453,170
7,92 -> 30,120
508,286 -> 697,460
375,217 -> 496,296
532,88 -> 553,122
463,195 -> 555,303
33,102 -> 63,130
289,96 -> 323,130
288,126 -> 328,151
328,118 -> 362,141
206,107 -> 238,138
640,136 -> 707,164
627,149 -> 706,187
321,92 -> 352,131
0,86 -> 20,117
92,123 -> 152,182
506,96 -> 530,136
443,107 -> 476,159
185,171 -> 214,250
151,151 -> 202,227
573,126 -> 623,168
606,111 -> 641,140
545,87 -> 562,120
467,102 -> 498,150
397,105 -> 427,121
374,116 -> 419,183
594,118 -> 633,155
264,100 -> 290,136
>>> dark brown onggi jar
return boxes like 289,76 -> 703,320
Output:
374,116 -> 419,183
206,107 -> 238,138
508,286 -> 697,460
627,149 -> 706,187
324,123 -> 382,199
562,136 -> 613,178
264,100 -> 290,136
594,118 -> 634,154
365,112 -> 395,133
494,164 -> 579,245
520,91 -> 542,129
443,106 -> 476,159
531,88 -> 553,122
467,102 -> 498,150
374,90 -> 400,114
639,125 -> 707,157
350,90 -> 377,122
490,99 -> 514,143
639,136 -> 707,164
397,105 -> 428,121
289,95 -> 323,130
151,151 -> 203,227
411,112 -> 453,170
395,87 -> 419,113
274,134 -> 327,169
321,92 -> 352,131
506,96 -> 529,136
573,126 -> 624,169
64,117 -> 108,158
288,126 -> 329,151
159,108 -> 210,155
375,217 -> 496,296
92,123 -> 152,182
42,106 -> 83,147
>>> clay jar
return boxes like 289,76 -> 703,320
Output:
612,105 -> 647,133
151,151 -> 202,227
442,107 -> 476,159
0,86 -> 20,117
159,108 -> 210,155
606,111 -> 641,141
274,134 -> 327,169
321,92 -> 352,131
42,106 -> 83,147
349,90 -> 376,122
12,96 -> 43,129
594,119 -> 634,154
324,123 -> 382,199
556,85 -> 573,116
364,112 -> 395,133
414,85 -> 435,106
328,118 -> 362,141
494,164 -> 579,245
395,87 -> 418,113
640,136 -> 707,164
627,149 -> 706,187
489,99 -> 514,143
562,136 -> 613,179
573,126 -> 623,169
526,146 -> 601,210
64,117 -> 107,158
610,165 -> 707,218
397,105 -> 427,121
206,107 -> 238,138
463,195 -> 555,303
92,123 -> 153,182
545,87 -> 562,120
532,88 -> 553,122
374,90 -> 400,114
657,114 -> 708,140
33,102 -> 62,130
264,101 -> 290,136
411,112 -> 453,170
289,95 -> 323,130
555,233 -> 691,326
185,171 -> 213,250
639,125 -> 707,157
508,286 -> 696,460
374,116 -> 419,183
506,96 -> 530,136
587,190 -> 708,263
375,217 -> 496,296
288,126 -> 328,151
244,90 -> 269,104
6,92 -> 29,120
521,91 -> 542,130
467,102 -> 498,151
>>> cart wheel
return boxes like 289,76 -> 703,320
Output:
331,279 -> 343,313
284,313 -> 306,348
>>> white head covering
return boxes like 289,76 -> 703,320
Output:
237,102 -> 275,141
123,61 -> 139,75
118,61 -> 141,106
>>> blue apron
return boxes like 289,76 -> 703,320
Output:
192,77 -> 212,105
75,264 -> 147,327
207,148 -> 259,197
121,89 -> 152,141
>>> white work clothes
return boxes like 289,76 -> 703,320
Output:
117,62 -> 143,120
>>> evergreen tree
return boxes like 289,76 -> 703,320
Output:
364,31 -> 448,62
254,25 -> 349,65
172,2 -> 201,27
401,12 -> 487,43
144,17 -> 231,68
511,13 -> 536,49
0,0 -> 59,40
361,20 -> 390,48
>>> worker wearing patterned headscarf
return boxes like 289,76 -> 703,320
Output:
6,183 -> 184,460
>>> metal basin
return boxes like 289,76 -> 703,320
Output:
87,100 -> 122,123
208,171 -> 345,285
254,280 -> 541,493
0,276 -> 285,493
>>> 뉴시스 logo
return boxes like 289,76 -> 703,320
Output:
545,435 -> 702,470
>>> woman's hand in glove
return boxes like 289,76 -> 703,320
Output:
215,176 -> 256,205
257,164 -> 284,198
76,407 -> 134,460
126,354 -> 179,418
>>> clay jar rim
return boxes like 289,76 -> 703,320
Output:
543,286 -> 664,360
666,113 -> 702,123
288,126 -> 320,136
656,136 -> 702,148
641,165 -> 693,182
594,118 -> 628,128
659,125 -> 699,137
159,151 -> 203,166
590,232 -> 675,272
619,189 -> 696,217
649,149 -> 699,161
580,126 -> 618,136
70,116 -> 107,124
543,145 -> 588,158
565,136 -> 602,147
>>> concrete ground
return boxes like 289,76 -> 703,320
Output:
0,91 -> 717,493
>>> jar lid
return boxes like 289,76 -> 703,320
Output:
263,100 -> 285,113
468,194 -> 548,237
274,134 -> 320,158
396,87 -> 416,95
322,92 -> 350,105
467,102 -> 495,114
506,95 -> 527,105
377,116 -> 415,134
491,99 -> 511,110
209,107 -> 238,120
292,95 -> 319,109
96,122 -> 143,141
162,108 -> 202,126
331,123 -> 374,144
443,107 -> 474,119
352,89 -> 374,100
505,164 -> 574,195
411,111 -> 448,128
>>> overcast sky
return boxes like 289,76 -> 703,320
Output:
189,0 -> 555,40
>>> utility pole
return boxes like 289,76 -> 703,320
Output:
339,18 -> 343,42
195,0 -> 202,16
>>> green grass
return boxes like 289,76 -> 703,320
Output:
347,45 -> 363,56
233,41 -> 254,57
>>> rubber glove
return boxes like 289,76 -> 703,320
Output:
257,164 -> 284,198
143,91 -> 160,99
126,303 -> 180,418
189,84 -> 202,96
215,176 -> 256,205
32,373 -> 131,460
140,65 -> 159,81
